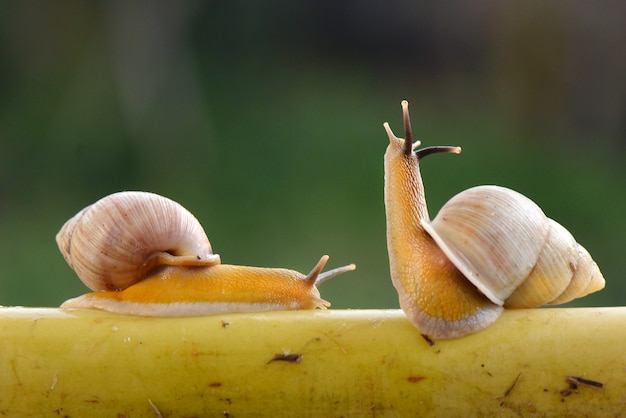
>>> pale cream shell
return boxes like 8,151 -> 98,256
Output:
56,191 -> 219,291
423,185 -> 605,307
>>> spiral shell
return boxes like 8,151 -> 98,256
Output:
56,191 -> 220,291
422,185 -> 605,308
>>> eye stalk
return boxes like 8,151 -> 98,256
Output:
399,100 -> 461,159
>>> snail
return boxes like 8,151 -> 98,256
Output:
57,191 -> 355,316
383,100 -> 605,339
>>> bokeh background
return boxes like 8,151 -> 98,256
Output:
1,1 -> 624,309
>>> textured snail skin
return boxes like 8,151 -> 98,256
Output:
383,100 -> 604,339
61,257 -> 342,316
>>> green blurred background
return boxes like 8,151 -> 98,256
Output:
1,1 -> 624,309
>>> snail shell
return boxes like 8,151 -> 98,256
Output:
383,100 -> 605,339
56,191 -> 220,292
422,185 -> 605,309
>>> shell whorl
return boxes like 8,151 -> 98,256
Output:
56,191 -> 220,291
422,185 -> 605,307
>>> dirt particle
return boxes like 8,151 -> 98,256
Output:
267,353 -> 303,364
148,399 -> 162,418
420,334 -> 435,346
566,375 -> 603,389
502,372 -> 522,399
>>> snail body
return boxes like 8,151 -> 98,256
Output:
383,101 -> 605,339
57,191 -> 355,316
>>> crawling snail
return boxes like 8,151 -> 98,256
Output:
57,191 -> 355,316
383,100 -> 605,339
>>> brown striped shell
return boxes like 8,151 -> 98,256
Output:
56,191 -> 221,291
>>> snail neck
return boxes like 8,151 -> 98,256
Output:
382,100 -> 463,272
384,148 -> 429,238
382,102 -> 461,245
384,143 -> 436,287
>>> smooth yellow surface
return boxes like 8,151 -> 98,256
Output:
1,307 -> 624,417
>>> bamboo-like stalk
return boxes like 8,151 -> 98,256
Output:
0,306 -> 624,417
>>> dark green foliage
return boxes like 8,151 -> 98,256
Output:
0,2 -> 623,308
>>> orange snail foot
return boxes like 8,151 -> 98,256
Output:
61,264 -> 331,316
396,265 -> 503,339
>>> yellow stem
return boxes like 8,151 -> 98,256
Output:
1,307 -> 624,417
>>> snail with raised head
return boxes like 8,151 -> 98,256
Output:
383,100 -> 604,339
58,191 -> 355,316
